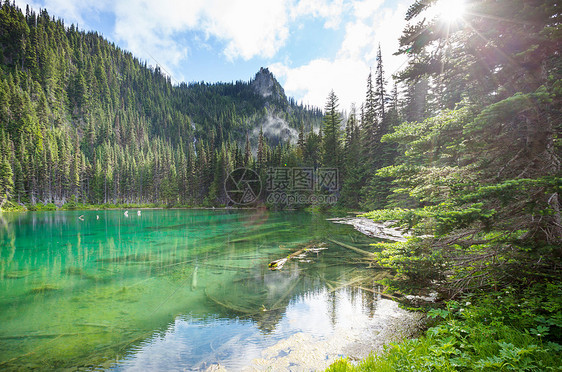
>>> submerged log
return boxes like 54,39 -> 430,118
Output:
205,288 -> 257,314
230,229 -> 290,243
268,242 -> 319,270
326,238 -> 374,257
268,248 -> 305,270
191,266 -> 198,290
0,334 -> 64,367
327,276 -> 369,293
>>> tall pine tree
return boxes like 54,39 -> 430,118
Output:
321,90 -> 342,169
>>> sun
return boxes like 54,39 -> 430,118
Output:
432,0 -> 466,23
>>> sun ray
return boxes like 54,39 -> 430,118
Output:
431,0 -> 466,24
463,10 -> 538,27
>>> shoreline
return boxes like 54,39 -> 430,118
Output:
238,299 -> 425,372
0,205 -> 263,213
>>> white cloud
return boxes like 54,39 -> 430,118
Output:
290,0 -> 346,29
109,0 -> 355,79
15,0 -> 111,28
338,20 -> 373,60
201,0 -> 289,61
271,58 -> 369,111
352,0 -> 384,20
273,0 -> 410,110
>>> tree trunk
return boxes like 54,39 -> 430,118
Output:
548,192 -> 562,252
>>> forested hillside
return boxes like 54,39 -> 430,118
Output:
0,2 -> 323,208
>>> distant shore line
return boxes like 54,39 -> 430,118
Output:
0,200 -> 355,213
0,202 -> 268,213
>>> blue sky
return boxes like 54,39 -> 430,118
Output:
15,0 -> 412,110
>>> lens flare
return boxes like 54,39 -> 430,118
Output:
433,0 -> 466,23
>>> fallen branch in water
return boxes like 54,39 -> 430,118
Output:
270,277 -> 302,310
0,334 -> 63,367
205,288 -> 257,314
327,276 -> 370,293
326,238 -> 375,257
268,242 -> 325,270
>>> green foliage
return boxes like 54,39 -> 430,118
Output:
357,0 -> 562,325
0,199 -> 26,212
357,1 -> 562,359
63,194 -> 79,210
322,90 -> 342,169
25,202 -> 56,211
0,154 -> 13,208
326,282 -> 562,372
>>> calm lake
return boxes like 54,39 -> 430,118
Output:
0,209 -> 391,371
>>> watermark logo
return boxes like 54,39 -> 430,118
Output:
266,167 -> 339,205
225,167 -> 340,205
224,168 -> 262,205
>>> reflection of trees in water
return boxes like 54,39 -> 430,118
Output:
0,213 -> 16,276
205,250 -> 381,334
205,260 -> 303,333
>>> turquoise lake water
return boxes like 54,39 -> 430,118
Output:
0,209 -> 382,370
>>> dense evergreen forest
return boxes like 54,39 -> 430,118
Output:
0,1 -> 444,213
0,2 -> 326,208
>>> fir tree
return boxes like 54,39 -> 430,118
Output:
321,90 -> 342,169
340,104 -> 362,208
244,131 -> 251,166
361,70 -> 378,161
374,45 -> 386,122
257,126 -> 266,171
0,155 -> 14,208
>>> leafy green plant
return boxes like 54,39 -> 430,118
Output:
326,282 -> 562,372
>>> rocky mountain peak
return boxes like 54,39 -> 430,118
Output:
251,67 -> 286,101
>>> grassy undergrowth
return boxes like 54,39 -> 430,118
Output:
6,202 -> 165,212
327,282 -> 562,371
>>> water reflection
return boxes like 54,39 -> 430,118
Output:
114,286 -> 382,371
0,209 -> 382,371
